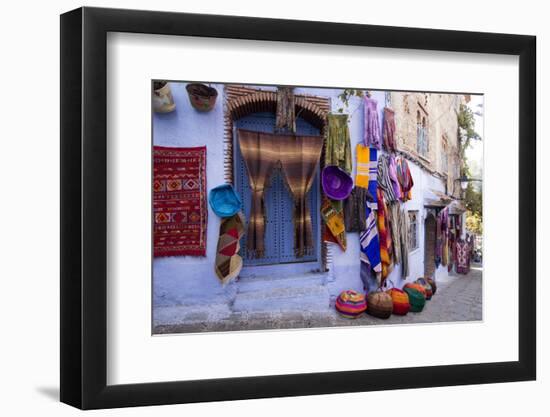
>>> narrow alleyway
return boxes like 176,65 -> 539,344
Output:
154,265 -> 482,334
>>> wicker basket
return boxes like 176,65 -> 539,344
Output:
335,290 -> 367,318
404,282 -> 427,298
367,291 -> 393,319
403,287 -> 426,312
387,288 -> 410,315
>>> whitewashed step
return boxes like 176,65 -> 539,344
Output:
236,272 -> 328,293
232,280 -> 330,313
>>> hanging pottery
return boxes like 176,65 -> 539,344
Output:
186,83 -> 218,112
152,81 -> 176,113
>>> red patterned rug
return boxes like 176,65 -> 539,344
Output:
153,146 -> 207,257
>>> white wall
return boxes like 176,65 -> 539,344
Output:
0,1 -> 545,417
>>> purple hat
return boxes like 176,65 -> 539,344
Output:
322,165 -> 354,200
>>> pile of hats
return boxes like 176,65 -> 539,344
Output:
335,290 -> 367,318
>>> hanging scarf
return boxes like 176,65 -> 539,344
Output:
387,202 -> 401,266
355,143 -> 371,188
363,96 -> 381,149
275,86 -> 296,133
238,130 -> 278,258
383,107 -> 397,152
279,133 -> 324,257
377,154 -> 398,203
435,213 -> 442,268
376,188 -> 393,282
325,114 -> 352,174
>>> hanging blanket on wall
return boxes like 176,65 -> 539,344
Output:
383,107 -> 398,152
153,146 -> 207,257
387,202 -> 401,266
388,154 -> 403,200
435,213 -> 442,268
456,238 -> 470,274
321,197 -> 347,251
363,96 -> 381,149
214,212 -> 246,284
344,187 -> 371,232
399,207 -> 410,278
360,204 -> 382,274
325,114 -> 352,173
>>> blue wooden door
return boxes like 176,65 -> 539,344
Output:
234,112 -> 320,266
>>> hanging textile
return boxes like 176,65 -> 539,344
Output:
238,130 -> 278,258
376,188 -> 393,282
456,238 -> 470,274
383,107 -> 398,152
399,207 -> 410,278
275,86 -> 296,133
344,187 -> 371,232
325,113 -> 352,174
435,213 -> 442,268
214,212 -> 246,285
396,156 -> 414,201
387,202 -> 401,266
279,134 -> 324,257
356,144 -> 379,210
363,96 -> 382,149
321,197 -> 347,251
388,154 -> 403,200
153,146 -> 207,257
377,154 -> 398,203
360,204 -> 382,285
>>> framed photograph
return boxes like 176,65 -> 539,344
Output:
60,6 -> 536,409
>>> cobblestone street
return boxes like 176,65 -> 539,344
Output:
154,265 -> 482,334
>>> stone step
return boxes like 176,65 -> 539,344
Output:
232,283 -> 330,313
235,272 -> 328,293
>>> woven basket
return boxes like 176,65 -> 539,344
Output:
416,278 -> 433,300
403,287 -> 426,312
387,288 -> 410,315
404,283 -> 427,298
335,290 -> 367,318
367,291 -> 393,319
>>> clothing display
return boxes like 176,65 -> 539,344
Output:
363,96 -> 382,149
321,197 -> 347,251
360,203 -> 382,276
396,156 -> 414,201
344,187 -> 370,233
376,188 -> 393,282
377,154 -> 398,203
153,146 -> 207,257
325,113 -> 352,174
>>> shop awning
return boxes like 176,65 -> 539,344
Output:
424,189 -> 453,208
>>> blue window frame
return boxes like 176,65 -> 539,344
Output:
234,112 -> 321,267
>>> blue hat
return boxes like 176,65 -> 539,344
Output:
209,184 -> 242,218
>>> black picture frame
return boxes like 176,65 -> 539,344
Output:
60,6 -> 536,410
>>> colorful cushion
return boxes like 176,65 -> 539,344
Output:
335,290 -> 367,318
387,288 -> 410,315
403,287 -> 426,312
404,283 -> 427,298
367,291 -> 393,319
416,278 -> 433,300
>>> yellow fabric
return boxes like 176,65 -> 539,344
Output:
355,144 -> 370,188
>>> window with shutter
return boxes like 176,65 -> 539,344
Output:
234,112 -> 321,268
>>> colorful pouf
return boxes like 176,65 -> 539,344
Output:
387,288 -> 410,315
404,282 -> 427,298
335,290 -> 367,318
403,287 -> 426,312
367,291 -> 393,319
416,278 -> 433,300
427,278 -> 437,295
